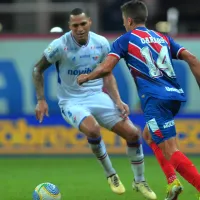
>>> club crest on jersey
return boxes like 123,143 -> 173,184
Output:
73,116 -> 77,123
92,56 -> 99,60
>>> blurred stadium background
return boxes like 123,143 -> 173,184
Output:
0,0 -> 200,199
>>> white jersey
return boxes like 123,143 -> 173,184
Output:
44,31 -> 110,105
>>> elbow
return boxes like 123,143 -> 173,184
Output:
186,53 -> 199,66
103,73 -> 112,85
32,66 -> 42,78
32,66 -> 38,77
102,67 -> 112,75
180,51 -> 198,66
189,54 -> 198,64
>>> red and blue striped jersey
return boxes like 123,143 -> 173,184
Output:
109,26 -> 186,107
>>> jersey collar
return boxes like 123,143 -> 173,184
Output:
70,31 -> 90,47
134,26 -> 147,31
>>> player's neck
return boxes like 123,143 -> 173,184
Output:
73,35 -> 89,46
131,24 -> 146,30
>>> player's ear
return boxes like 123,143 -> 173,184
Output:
128,17 -> 133,26
88,18 -> 92,26
68,21 -> 71,29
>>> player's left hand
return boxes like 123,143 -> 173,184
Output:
77,74 -> 89,85
116,100 -> 130,120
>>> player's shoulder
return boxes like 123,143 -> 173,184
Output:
46,32 -> 71,55
59,31 -> 72,45
49,37 -> 61,46
62,31 -> 72,40
153,30 -> 167,38
150,29 -> 171,43
113,31 -> 131,44
49,31 -> 71,47
89,31 -> 109,45
48,33 -> 66,48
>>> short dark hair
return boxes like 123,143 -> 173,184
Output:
70,8 -> 89,17
121,0 -> 148,24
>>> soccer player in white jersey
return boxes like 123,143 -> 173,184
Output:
32,8 -> 156,200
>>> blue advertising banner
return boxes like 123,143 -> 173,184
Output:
0,37 -> 200,115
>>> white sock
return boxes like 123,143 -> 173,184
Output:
127,142 -> 145,182
88,137 -> 116,177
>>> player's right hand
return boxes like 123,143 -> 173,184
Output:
116,100 -> 130,120
35,100 -> 49,123
77,74 -> 89,85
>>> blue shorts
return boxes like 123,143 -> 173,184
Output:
144,97 -> 181,144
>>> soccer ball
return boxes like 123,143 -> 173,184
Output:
32,182 -> 61,200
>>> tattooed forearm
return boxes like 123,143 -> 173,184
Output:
32,56 -> 51,101
32,67 -> 45,100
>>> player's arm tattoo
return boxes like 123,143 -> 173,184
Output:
103,73 -> 121,104
32,56 -> 51,101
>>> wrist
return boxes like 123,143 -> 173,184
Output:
37,96 -> 45,101
116,99 -> 122,104
85,75 -> 90,82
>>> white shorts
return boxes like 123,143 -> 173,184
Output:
60,92 -> 123,130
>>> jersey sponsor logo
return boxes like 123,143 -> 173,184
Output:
90,45 -> 102,49
165,87 -> 184,93
96,45 -> 102,49
67,68 -> 92,75
80,54 -> 90,58
163,120 -> 175,129
141,37 -> 165,44
49,48 -> 59,58
67,47 -> 78,51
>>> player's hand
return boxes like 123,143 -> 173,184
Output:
35,100 -> 49,123
116,100 -> 130,120
77,74 -> 89,85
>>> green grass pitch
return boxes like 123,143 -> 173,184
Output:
0,156 -> 199,200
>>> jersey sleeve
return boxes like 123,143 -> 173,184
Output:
101,38 -> 111,61
167,36 -> 186,59
109,32 -> 130,59
44,39 -> 62,63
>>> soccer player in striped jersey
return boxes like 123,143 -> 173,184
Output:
77,1 -> 200,200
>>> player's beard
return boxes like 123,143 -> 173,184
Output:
77,34 -> 88,45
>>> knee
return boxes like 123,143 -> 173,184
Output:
143,137 -> 153,146
87,124 -> 101,138
125,127 -> 140,143
164,149 -> 177,160
158,141 -> 178,160
162,149 -> 173,160
142,125 -> 153,145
